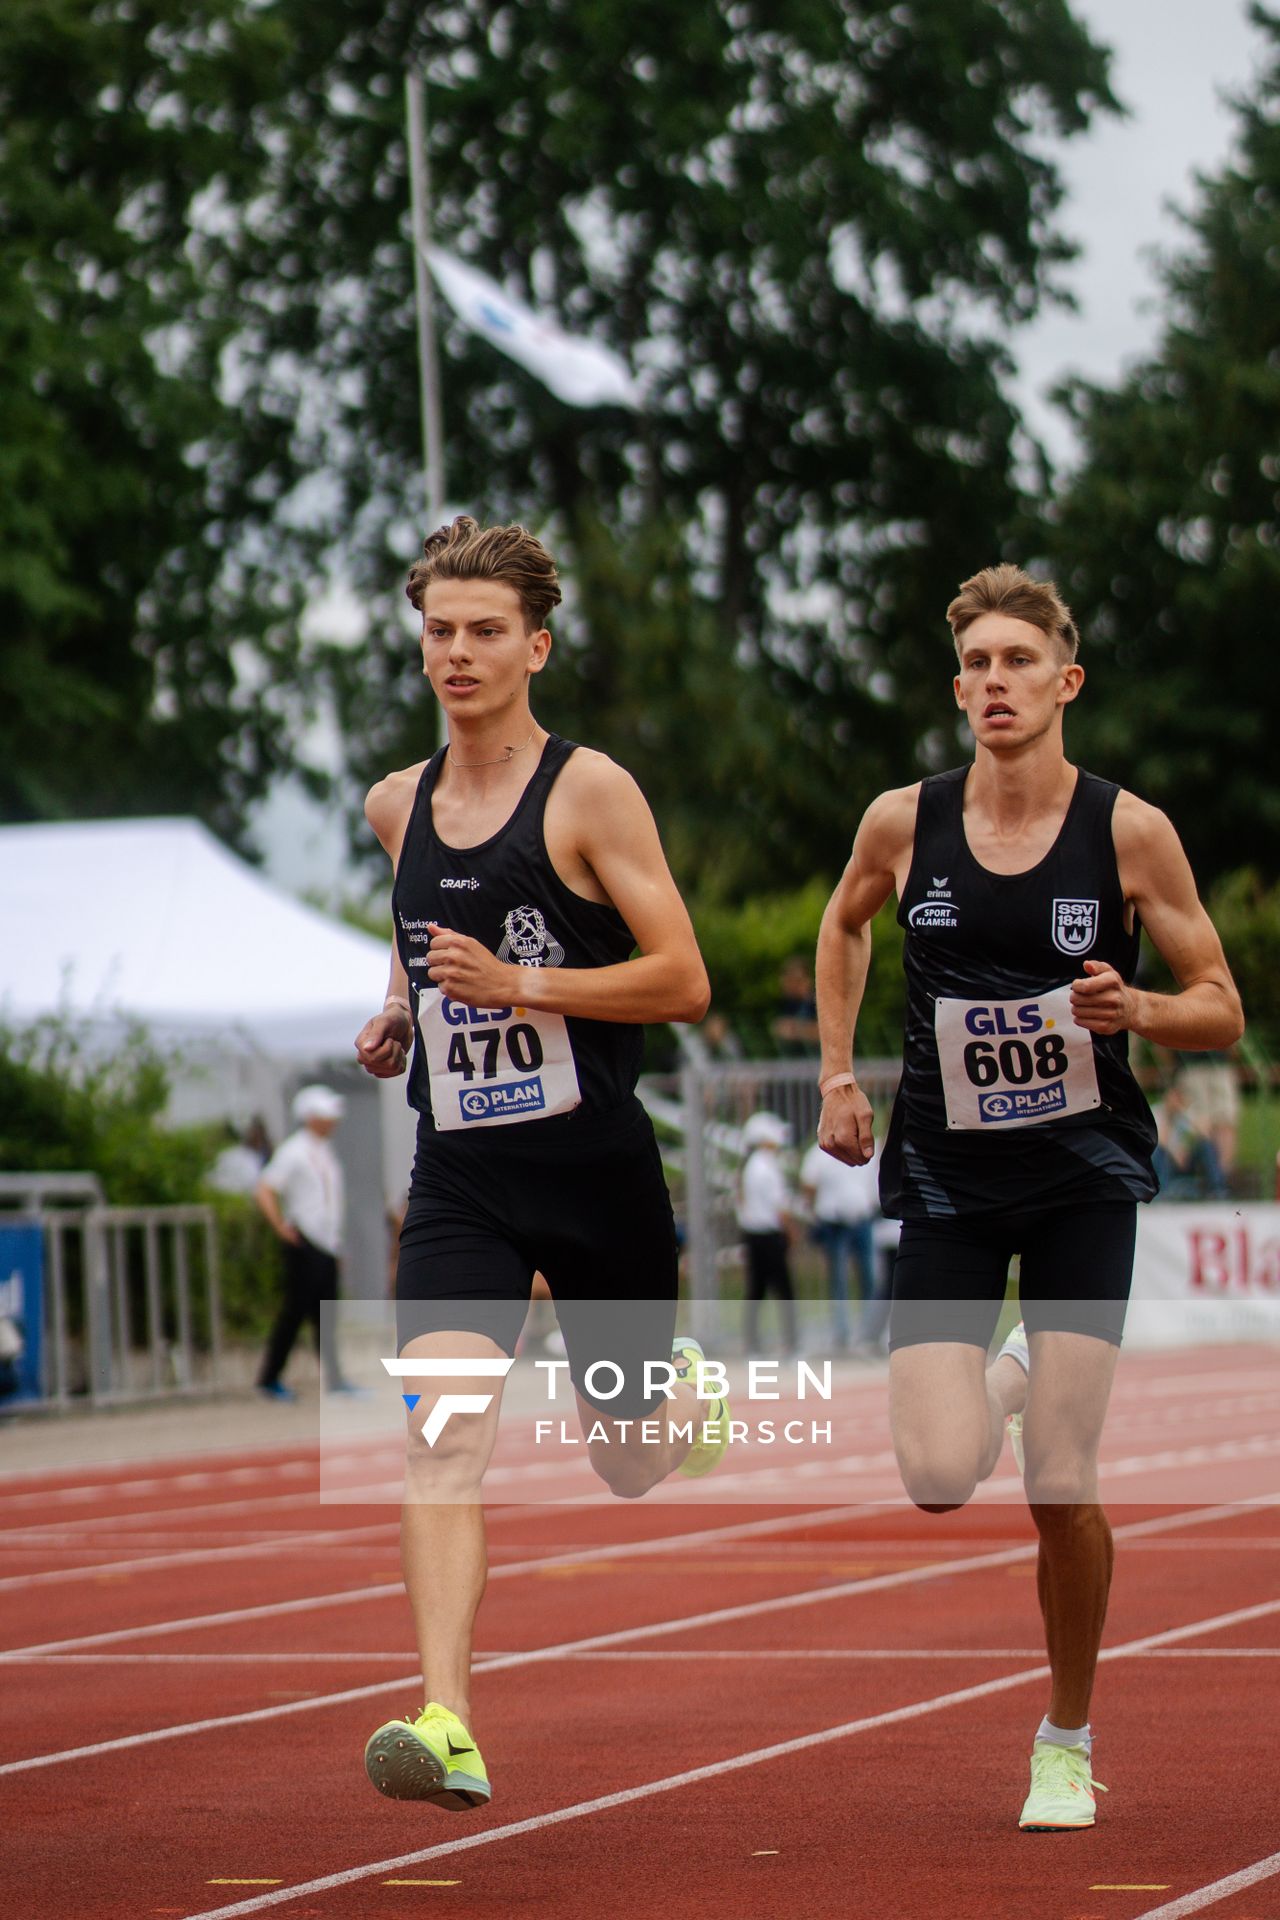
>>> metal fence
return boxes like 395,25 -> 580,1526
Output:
0,1176 -> 222,1408
640,1055 -> 901,1340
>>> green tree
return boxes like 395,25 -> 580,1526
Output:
232,0 -> 1115,891
1046,5 -> 1280,886
0,0 -> 305,838
5,0 -> 1117,886
0,1020 -> 211,1202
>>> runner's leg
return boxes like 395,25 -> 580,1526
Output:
889,1342 -> 994,1509
1018,1202 -> 1133,1729
399,1328 -> 511,1728
573,1379 -> 697,1495
888,1217 -> 1010,1508
1021,1329 -> 1121,1727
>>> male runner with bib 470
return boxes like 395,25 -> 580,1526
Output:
353,517 -> 722,1812
816,564 -> 1242,1832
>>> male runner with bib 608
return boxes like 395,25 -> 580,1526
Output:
353,517 -> 721,1811
816,564 -> 1242,1831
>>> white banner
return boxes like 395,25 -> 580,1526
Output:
1128,1202 -> 1280,1347
426,247 -> 642,410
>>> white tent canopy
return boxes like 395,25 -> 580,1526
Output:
0,817 -> 391,1060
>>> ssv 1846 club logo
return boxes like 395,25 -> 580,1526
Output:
1051,897 -> 1098,957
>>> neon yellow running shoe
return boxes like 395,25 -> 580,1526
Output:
1018,1739 -> 1107,1831
364,1702 -> 491,1810
672,1336 -> 731,1478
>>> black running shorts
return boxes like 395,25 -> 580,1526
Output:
395,1097 -> 679,1417
888,1201 -> 1138,1352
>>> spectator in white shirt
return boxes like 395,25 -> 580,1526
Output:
737,1110 -> 797,1356
801,1139 -> 880,1351
255,1086 -> 349,1399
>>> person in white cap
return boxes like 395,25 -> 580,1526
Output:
737,1110 -> 798,1356
254,1085 -> 349,1400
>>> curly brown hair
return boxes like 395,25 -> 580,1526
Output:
947,563 -> 1079,662
405,516 -> 562,631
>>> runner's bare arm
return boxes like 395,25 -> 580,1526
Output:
425,757 -> 710,1023
815,787 -> 918,1165
1070,793 -> 1244,1046
354,770 -> 425,1078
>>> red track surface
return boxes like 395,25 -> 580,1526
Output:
4,1346 -> 1280,1920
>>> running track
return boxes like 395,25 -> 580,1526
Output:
3,1345 -> 1280,1920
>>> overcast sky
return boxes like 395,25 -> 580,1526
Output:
1013,0 -> 1264,458
252,0 -> 1268,898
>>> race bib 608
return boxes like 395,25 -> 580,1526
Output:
934,983 -> 1101,1130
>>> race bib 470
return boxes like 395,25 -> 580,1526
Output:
419,987 -> 582,1130
934,983 -> 1101,1130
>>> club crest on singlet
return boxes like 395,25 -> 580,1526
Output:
1051,897 -> 1099,957
495,904 -> 565,968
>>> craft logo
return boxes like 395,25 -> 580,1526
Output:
978,1084 -> 1068,1123
383,1356 -> 516,1445
440,877 -> 480,891
1051,897 -> 1098,956
496,904 -> 565,968
459,1080 -> 546,1122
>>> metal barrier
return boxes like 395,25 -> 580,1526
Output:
0,1176 -> 222,1408
640,1055 -> 902,1339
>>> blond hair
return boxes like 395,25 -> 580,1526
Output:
946,563 -> 1079,661
406,516 -> 562,630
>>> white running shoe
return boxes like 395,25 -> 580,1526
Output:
1019,1738 -> 1107,1830
997,1320 -> 1029,1374
996,1321 -> 1029,1473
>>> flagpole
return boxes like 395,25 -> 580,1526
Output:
405,68 -> 448,747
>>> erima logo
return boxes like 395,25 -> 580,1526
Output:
382,1356 -> 516,1445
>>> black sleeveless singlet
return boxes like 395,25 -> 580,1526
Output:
879,765 -> 1158,1218
391,735 -> 642,1136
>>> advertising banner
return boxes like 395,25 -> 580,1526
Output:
1128,1203 -> 1280,1347
0,1222 -> 44,1404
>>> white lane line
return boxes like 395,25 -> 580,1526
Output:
5,1646 -> 1049,1665
0,1503 -> 878,1660
11,1643 -> 1280,1666
0,1530 -> 402,1554
174,1591 -> 1280,1920
1131,1850 -> 1280,1919
0,1499 -> 1259,1775
0,1520 -> 405,1595
2,1486 -> 336,1540
0,1455 -> 317,1508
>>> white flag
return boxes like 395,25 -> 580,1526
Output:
426,246 -> 642,411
